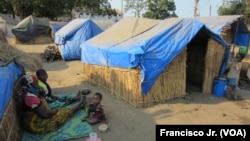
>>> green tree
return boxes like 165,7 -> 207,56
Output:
77,0 -> 117,17
124,0 -> 148,17
0,0 -> 14,15
143,0 -> 177,19
218,0 -> 250,24
0,0 -> 116,20
218,0 -> 245,15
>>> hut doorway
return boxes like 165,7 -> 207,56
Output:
186,31 -> 209,93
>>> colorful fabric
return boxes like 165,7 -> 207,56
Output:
37,79 -> 75,109
21,92 -> 76,134
24,92 -> 41,109
38,80 -> 48,94
23,108 -> 73,134
92,110 -> 104,122
21,96 -> 92,141
48,93 -> 75,109
88,104 -> 104,122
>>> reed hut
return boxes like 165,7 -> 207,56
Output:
0,37 -> 43,140
54,18 -> 103,61
12,15 -> 52,44
0,60 -> 24,141
80,16 -> 249,107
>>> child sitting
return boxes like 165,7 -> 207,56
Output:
82,92 -> 107,124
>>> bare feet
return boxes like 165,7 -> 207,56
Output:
71,91 -> 84,103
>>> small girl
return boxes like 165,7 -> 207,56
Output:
82,92 -> 107,124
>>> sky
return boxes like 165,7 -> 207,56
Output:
109,0 -> 224,18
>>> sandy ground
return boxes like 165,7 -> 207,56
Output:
7,38 -> 250,141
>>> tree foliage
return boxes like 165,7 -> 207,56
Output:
218,0 -> 250,23
0,0 -> 14,14
142,0 -> 177,19
77,0 -> 116,17
124,0 -> 148,17
0,0 -> 116,20
218,1 -> 245,15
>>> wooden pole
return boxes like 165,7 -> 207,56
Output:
232,20 -> 240,57
194,0 -> 199,17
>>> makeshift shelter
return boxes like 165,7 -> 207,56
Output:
0,60 -> 24,141
0,35 -> 43,140
12,15 -> 52,44
80,16 -> 249,107
54,18 -> 103,61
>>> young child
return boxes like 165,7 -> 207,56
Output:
226,53 -> 244,100
82,92 -> 107,124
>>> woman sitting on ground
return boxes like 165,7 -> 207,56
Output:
17,74 -> 86,134
36,68 -> 90,109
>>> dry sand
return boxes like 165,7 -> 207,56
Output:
6,38 -> 250,141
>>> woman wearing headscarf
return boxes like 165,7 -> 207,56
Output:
18,74 -> 86,134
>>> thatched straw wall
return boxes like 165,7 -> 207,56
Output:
186,29 -> 228,94
82,49 -> 187,107
15,34 -> 53,44
0,35 -> 42,140
203,38 -> 226,94
0,95 -> 23,141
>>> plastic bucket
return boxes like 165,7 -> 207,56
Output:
212,77 -> 227,97
227,78 -> 236,86
239,46 -> 248,54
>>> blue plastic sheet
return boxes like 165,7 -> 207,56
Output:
80,16 -> 249,95
0,61 -> 23,119
54,19 -> 103,60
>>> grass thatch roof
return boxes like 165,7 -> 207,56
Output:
0,30 -> 42,72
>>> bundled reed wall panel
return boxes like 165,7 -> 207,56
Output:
82,49 -> 187,107
203,38 -> 226,94
15,34 -> 53,44
0,98 -> 23,141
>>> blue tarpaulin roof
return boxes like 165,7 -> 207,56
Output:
80,16 -> 249,95
52,25 -> 62,32
0,61 -> 23,119
54,19 -> 103,60
197,15 -> 250,77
